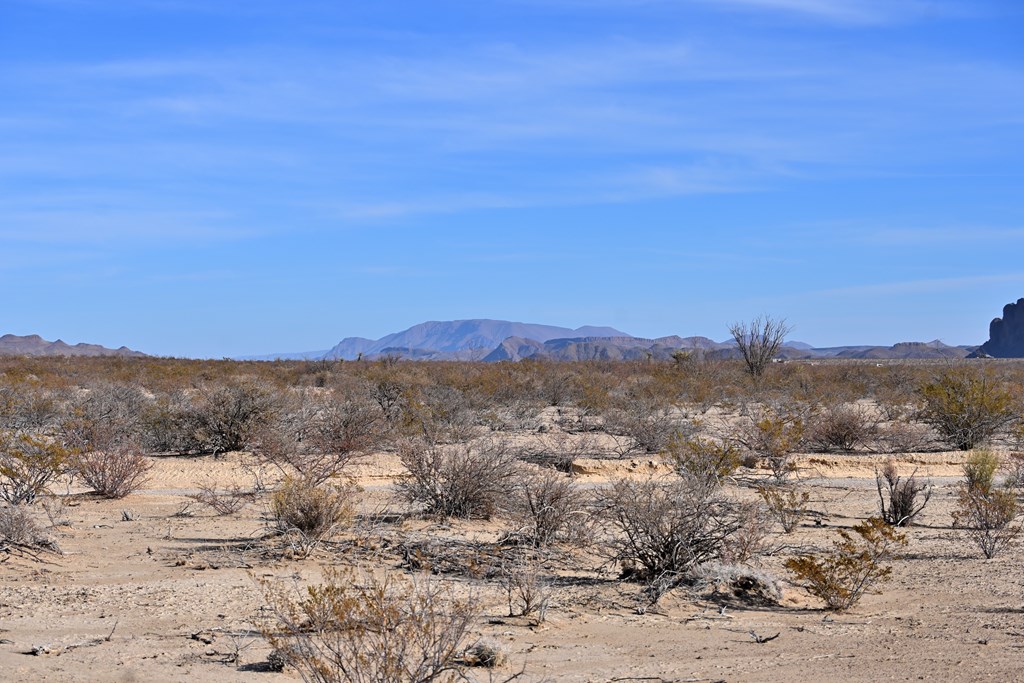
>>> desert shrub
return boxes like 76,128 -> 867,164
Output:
758,485 -> 809,533
403,384 -> 476,444
666,434 -> 741,489
785,517 -> 907,611
599,477 -> 745,598
191,381 -> 281,455
0,431 -> 70,504
952,450 -> 1020,558
872,420 -> 934,454
504,468 -> 590,547
0,384 -> 61,431
501,553 -> 551,621
917,369 -> 1016,450
270,476 -> 357,555
736,405 -> 805,483
261,567 -> 478,683
875,461 -> 931,526
59,382 -> 148,452
189,481 -> 254,515
1001,451 -> 1024,491
718,502 -> 773,565
462,640 -> 508,669
397,438 -> 519,519
69,443 -> 151,499
807,404 -> 874,453
603,402 -> 679,456
0,504 -> 60,555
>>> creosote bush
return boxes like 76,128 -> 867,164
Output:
260,567 -> 478,683
0,431 -> 70,505
666,434 -> 741,489
952,450 -> 1020,558
785,517 -> 906,612
917,370 -> 1016,450
504,468 -> 589,547
758,485 -> 809,534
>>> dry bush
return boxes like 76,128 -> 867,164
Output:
270,476 -> 357,555
0,384 -> 61,431
758,485 -> 809,533
59,382 -> 148,452
736,405 -> 805,484
952,450 -> 1021,558
0,431 -> 70,504
189,480 -> 254,515
603,403 -> 680,456
501,553 -> 552,622
403,385 -> 477,444
260,567 -> 478,683
719,502 -> 774,565
69,443 -> 151,499
191,381 -> 281,455
917,369 -> 1016,451
598,477 -> 745,599
807,404 -> 875,453
875,461 -> 931,527
785,517 -> 906,612
666,434 -> 741,489
871,420 -> 934,454
397,438 -> 519,519
0,504 -> 61,556
517,431 -> 597,473
503,469 -> 590,547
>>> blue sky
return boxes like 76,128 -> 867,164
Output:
2,0 -> 1022,357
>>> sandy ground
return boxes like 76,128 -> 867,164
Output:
2,450 -> 1023,682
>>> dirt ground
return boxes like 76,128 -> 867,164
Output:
2,450 -> 1023,683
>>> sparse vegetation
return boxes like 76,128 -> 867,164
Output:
917,369 -> 1016,450
875,461 -> 931,527
260,568 -> 478,683
952,450 -> 1021,558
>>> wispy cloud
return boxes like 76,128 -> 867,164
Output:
812,273 -> 1024,298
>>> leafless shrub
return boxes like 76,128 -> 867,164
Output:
190,480 -> 254,515
0,384 -> 61,431
719,502 -> 774,564
807,404 -> 874,453
269,476 -> 357,556
871,420 -> 934,454
41,494 -> 73,528
69,443 -> 151,499
397,438 -> 519,519
758,485 -> 809,534
260,567 -> 478,683
598,477 -> 745,599
59,382 -> 148,452
0,504 -> 61,556
875,461 -> 931,526
517,431 -> 598,473
193,381 -> 281,455
462,639 -> 508,668
603,404 -> 679,456
404,384 -> 477,444
0,431 -> 70,504
502,553 -> 552,622
503,469 -> 590,547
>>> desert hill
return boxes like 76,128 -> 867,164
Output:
0,334 -> 146,358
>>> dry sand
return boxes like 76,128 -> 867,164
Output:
2,450 -> 1023,682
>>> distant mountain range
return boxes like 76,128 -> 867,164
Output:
0,334 -> 146,358
243,319 -> 979,362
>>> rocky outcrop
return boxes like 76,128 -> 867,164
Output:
973,298 -> 1024,358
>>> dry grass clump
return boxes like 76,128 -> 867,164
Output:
0,504 -> 61,556
270,476 -> 357,555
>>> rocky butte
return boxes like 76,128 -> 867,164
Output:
972,298 -> 1024,358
